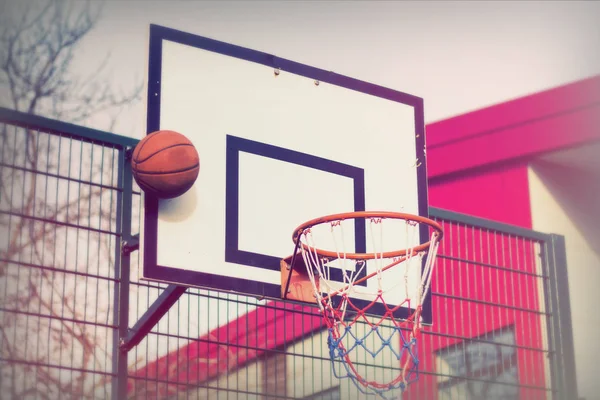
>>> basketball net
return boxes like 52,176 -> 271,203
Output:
293,212 -> 442,399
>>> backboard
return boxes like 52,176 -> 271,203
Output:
140,24 -> 431,322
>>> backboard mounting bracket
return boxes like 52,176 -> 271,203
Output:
280,254 -> 317,305
121,234 -> 139,256
121,284 -> 187,352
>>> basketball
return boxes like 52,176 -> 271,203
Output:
131,130 -> 200,199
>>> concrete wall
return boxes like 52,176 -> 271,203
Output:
529,160 -> 600,400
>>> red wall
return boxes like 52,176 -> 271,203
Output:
419,75 -> 600,400
407,222 -> 547,400
426,75 -> 600,181
129,302 -> 322,398
429,162 -> 532,228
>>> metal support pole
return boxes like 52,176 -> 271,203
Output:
112,146 -> 135,399
546,234 -> 578,400
121,284 -> 187,352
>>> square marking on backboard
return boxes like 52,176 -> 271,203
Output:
226,135 -> 365,270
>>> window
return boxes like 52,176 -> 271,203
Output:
435,326 -> 519,399
302,386 -> 341,400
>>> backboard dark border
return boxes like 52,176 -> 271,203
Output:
143,24 -> 431,322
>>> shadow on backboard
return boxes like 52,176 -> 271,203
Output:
158,185 -> 198,223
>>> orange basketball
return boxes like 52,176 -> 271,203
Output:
131,130 -> 200,199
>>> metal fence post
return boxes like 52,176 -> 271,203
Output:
546,234 -> 578,400
112,146 -> 135,399
540,238 -> 560,400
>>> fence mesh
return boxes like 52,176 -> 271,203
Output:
1,123 -> 120,399
0,112 -> 568,400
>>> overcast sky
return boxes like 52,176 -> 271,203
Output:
62,0 -> 600,137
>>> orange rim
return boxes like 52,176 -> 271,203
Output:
292,211 -> 444,260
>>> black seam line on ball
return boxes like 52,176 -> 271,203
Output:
133,163 -> 200,175
134,143 -> 195,164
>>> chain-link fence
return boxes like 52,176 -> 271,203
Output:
0,108 -> 577,400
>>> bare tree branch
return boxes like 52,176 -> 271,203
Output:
0,0 -> 142,397
0,0 -> 140,124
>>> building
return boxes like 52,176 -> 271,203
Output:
129,75 -> 599,400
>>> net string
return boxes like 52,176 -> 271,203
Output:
297,216 -> 441,398
303,218 -> 427,301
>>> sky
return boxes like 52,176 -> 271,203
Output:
0,5 -> 598,398
63,0 -> 600,137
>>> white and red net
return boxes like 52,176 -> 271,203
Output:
293,212 -> 442,399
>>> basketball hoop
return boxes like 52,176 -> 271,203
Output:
283,211 -> 443,398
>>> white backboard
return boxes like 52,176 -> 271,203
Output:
140,25 -> 431,320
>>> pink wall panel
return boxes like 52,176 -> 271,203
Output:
426,75 -> 600,150
412,77 -> 600,400
405,221 -> 547,400
426,104 -> 600,178
428,163 -> 533,228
